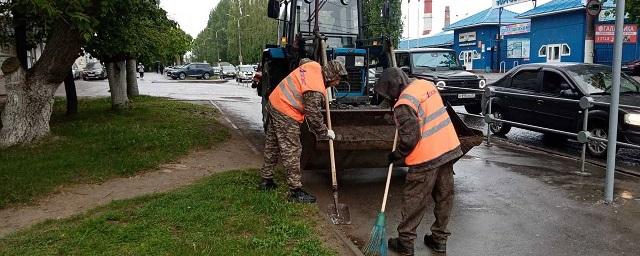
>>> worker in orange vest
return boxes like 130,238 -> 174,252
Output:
374,67 -> 462,255
259,59 -> 348,204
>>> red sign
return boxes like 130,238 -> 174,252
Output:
595,24 -> 638,44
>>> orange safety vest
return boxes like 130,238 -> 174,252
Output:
394,79 -> 460,166
269,61 -> 327,123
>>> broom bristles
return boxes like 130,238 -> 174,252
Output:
362,213 -> 388,256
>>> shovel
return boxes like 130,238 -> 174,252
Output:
325,89 -> 351,225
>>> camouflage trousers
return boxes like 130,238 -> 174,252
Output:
398,162 -> 455,246
260,104 -> 303,190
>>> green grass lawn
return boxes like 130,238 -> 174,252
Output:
0,96 -> 229,208
0,170 -> 335,256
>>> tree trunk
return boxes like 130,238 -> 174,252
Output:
0,19 -> 83,148
126,58 -> 139,97
64,69 -> 78,116
0,68 -> 58,147
107,61 -> 129,110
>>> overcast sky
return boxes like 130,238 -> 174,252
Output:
160,0 -> 553,39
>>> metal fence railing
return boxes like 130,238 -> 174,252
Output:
438,84 -> 640,200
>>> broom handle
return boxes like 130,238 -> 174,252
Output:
380,129 -> 399,213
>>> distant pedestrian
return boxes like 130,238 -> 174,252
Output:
375,67 -> 462,255
137,63 -> 145,79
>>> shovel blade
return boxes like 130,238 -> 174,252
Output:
328,203 -> 351,225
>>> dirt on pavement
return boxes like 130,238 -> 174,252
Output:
0,121 -> 262,237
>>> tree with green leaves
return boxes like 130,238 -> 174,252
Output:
363,0 -> 403,46
85,0 -> 191,110
0,0 -> 103,147
192,0 -> 278,65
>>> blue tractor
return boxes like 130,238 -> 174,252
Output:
257,0 -> 397,169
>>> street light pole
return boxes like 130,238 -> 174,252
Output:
237,18 -> 243,65
226,13 -> 249,65
604,0 -> 626,203
215,28 -> 225,62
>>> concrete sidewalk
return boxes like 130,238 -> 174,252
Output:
305,141 -> 640,256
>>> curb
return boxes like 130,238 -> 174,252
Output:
330,225 -> 365,256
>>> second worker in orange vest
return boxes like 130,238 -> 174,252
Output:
374,67 -> 463,255
259,59 -> 348,204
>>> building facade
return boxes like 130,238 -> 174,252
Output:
401,0 -> 639,73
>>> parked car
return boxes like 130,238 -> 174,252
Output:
168,63 -> 214,80
236,65 -> 255,82
622,60 -> 640,76
82,62 -> 107,80
395,48 -> 487,114
221,65 -> 236,79
485,63 -> 640,157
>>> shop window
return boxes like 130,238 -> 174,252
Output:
538,45 -> 547,57
472,50 -> 480,59
561,44 -> 571,56
459,51 -> 465,61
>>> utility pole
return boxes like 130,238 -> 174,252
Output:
604,0 -> 625,203
226,12 -> 249,64
215,28 -> 225,62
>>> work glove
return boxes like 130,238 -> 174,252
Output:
326,129 -> 336,140
387,151 -> 403,165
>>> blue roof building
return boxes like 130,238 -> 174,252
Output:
515,0 -> 639,66
446,8 -> 523,31
398,32 -> 454,50
444,8 -> 527,72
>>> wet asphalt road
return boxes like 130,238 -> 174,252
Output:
59,74 -> 640,255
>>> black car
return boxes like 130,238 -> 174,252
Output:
395,48 -> 487,114
82,62 -> 107,80
168,63 -> 214,80
622,60 -> 640,76
486,63 -> 640,157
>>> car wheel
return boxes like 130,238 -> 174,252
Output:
489,107 -> 511,136
179,73 -> 186,80
464,104 -> 482,115
587,122 -> 609,158
203,73 -> 210,80
83,77 -> 88,81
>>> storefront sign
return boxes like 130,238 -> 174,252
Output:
595,24 -> 638,44
501,22 -> 531,36
493,0 -> 531,8
506,38 -> 530,59
458,32 -> 476,43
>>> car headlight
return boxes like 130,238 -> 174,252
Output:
436,81 -> 446,88
625,113 -> 640,126
479,79 -> 487,89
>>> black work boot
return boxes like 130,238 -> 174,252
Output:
288,188 -> 316,203
258,178 -> 277,191
388,238 -> 414,256
424,235 -> 447,253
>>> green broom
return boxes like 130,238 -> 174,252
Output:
363,129 -> 399,256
